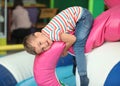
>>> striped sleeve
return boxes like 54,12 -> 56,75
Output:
42,6 -> 83,41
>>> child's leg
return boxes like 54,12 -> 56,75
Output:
73,8 -> 93,86
72,56 -> 76,75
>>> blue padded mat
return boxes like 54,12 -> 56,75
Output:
56,54 -> 74,67
104,61 -> 120,86
0,64 -> 17,86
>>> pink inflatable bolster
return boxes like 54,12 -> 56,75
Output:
104,0 -> 120,8
85,6 -> 120,53
34,42 -> 65,86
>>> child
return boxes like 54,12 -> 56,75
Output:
23,6 -> 93,86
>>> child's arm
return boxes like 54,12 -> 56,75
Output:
60,33 -> 76,56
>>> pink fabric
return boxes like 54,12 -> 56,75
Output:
104,0 -> 120,8
34,42 -> 65,86
85,6 -> 120,53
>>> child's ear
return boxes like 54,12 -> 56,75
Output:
34,32 -> 41,37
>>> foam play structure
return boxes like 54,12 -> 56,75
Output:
34,42 -> 65,86
104,0 -> 120,8
0,44 -> 24,51
0,51 -> 35,86
1,42 -> 120,86
85,5 -> 120,53
0,50 -> 75,86
33,5 -> 120,86
33,41 -> 120,86
76,42 -> 120,86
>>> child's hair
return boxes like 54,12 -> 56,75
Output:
23,33 -> 37,55
13,0 -> 24,9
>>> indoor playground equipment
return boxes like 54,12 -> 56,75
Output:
34,42 -> 120,86
34,42 -> 65,86
78,5 -> 120,86
0,51 -> 35,86
104,0 -> 120,8
76,42 -> 120,86
35,41 -> 120,86
86,5 -> 120,53
34,5 -> 120,86
0,0 -> 7,55
1,42 -> 120,86
0,44 -> 24,51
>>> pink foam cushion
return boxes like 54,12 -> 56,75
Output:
85,6 -> 120,53
34,42 -> 65,86
104,0 -> 120,8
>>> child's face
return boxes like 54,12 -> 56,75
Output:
30,32 -> 53,54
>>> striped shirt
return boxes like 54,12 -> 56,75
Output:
42,6 -> 83,41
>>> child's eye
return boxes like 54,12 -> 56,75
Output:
39,42 -> 41,45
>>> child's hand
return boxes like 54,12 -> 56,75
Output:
60,33 -> 76,57
61,51 -> 68,57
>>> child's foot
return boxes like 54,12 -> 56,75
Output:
80,75 -> 89,86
